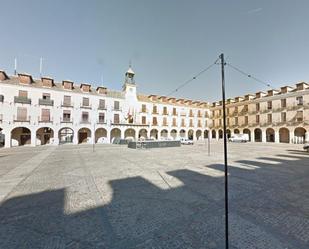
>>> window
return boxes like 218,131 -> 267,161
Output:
173,118 -> 177,126
267,101 -> 272,110
219,119 -> 222,126
63,96 -> 71,106
142,104 -> 147,112
19,90 -> 28,98
235,117 -> 238,125
163,106 -> 167,115
281,112 -> 286,122
163,117 -> 168,126
189,109 -> 193,117
41,109 -> 50,122
198,110 -> 201,117
153,105 -> 157,114
189,119 -> 193,127
296,111 -> 303,122
173,108 -> 177,115
82,97 -> 89,107
244,105 -> 248,111
114,101 -> 120,110
99,99 -> 105,109
82,112 -> 89,122
245,116 -> 248,125
234,106 -> 238,113
63,110 -> 71,121
17,107 -> 27,121
142,116 -> 146,124
113,113 -> 119,124
226,108 -> 230,115
198,120 -> 202,127
42,93 -> 50,100
227,118 -> 230,126
181,118 -> 185,126
256,103 -> 260,112
281,99 -> 286,108
256,115 -> 260,124
267,114 -> 272,123
296,96 -> 303,106
152,117 -> 157,125
99,113 -> 105,123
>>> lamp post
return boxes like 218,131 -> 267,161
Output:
220,53 -> 229,249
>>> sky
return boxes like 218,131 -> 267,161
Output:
1,0 -> 309,102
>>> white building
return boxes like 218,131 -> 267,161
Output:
0,68 -> 210,148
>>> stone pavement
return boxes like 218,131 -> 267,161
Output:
0,142 -> 308,249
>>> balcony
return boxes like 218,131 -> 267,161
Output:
14,96 -> 31,104
80,104 -> 92,110
172,112 -> 178,116
38,117 -> 53,123
97,119 -> 107,124
112,107 -> 121,111
61,102 -> 74,108
287,105 -> 304,111
98,105 -> 107,110
162,112 -> 169,116
39,98 -> 54,106
152,111 -> 159,115
13,115 -> 31,123
60,117 -> 73,123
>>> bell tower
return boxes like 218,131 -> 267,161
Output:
122,65 -> 137,96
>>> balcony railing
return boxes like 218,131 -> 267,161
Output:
14,96 -> 31,104
38,117 -> 53,123
80,104 -> 92,109
13,115 -> 31,123
98,105 -> 107,110
61,117 -> 73,123
61,102 -> 74,108
112,107 -> 121,111
39,98 -> 54,106
97,119 -> 106,124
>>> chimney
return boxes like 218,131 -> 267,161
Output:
267,89 -> 279,96
0,70 -> 9,81
96,86 -> 108,94
18,73 -> 34,84
80,83 -> 91,92
62,80 -> 74,90
41,77 -> 54,88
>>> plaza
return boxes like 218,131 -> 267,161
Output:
0,142 -> 308,249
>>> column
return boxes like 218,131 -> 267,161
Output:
251,130 -> 255,142
53,129 -> 59,145
262,130 -> 267,143
290,130 -> 295,144
31,129 -> 36,147
4,129 -> 11,148
73,129 -> 78,144
274,130 -> 280,143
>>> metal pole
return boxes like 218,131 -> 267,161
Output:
208,131 -> 210,156
14,58 -> 17,75
220,53 -> 229,249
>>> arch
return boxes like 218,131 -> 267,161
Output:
212,130 -> 216,139
11,127 -> 31,146
0,127 -> 4,147
204,130 -> 209,139
138,128 -> 148,140
78,127 -> 91,144
150,129 -> 158,140
279,127 -> 290,143
254,128 -> 262,142
124,128 -> 136,141
234,129 -> 240,134
59,127 -> 74,144
36,127 -> 54,145
180,129 -> 186,138
188,129 -> 194,140
160,129 -> 168,139
218,129 -> 223,139
95,128 -> 107,143
294,127 -> 306,144
266,128 -> 275,142
110,128 -> 121,143
226,129 -> 231,139
243,129 -> 251,142
196,130 -> 202,140
170,129 -> 177,140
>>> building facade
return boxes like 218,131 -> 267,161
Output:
0,68 -> 308,148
